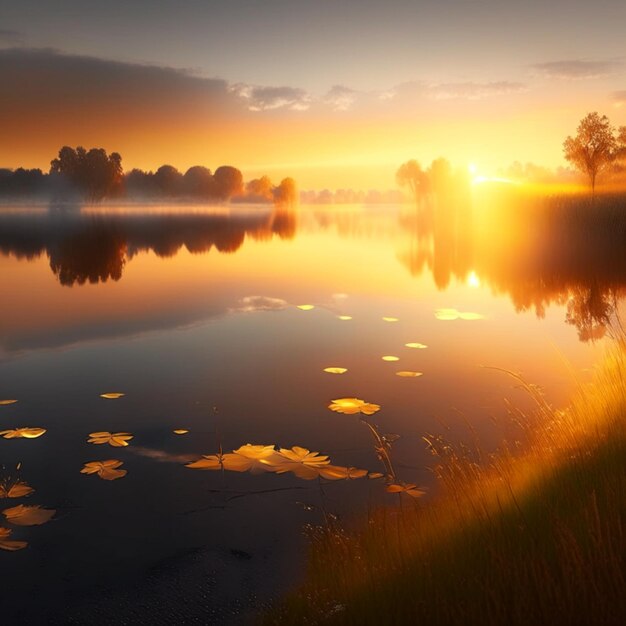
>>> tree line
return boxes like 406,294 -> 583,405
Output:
0,146 -> 298,206
396,157 -> 471,208
396,113 -> 626,203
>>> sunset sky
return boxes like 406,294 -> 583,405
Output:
1,0 -> 626,188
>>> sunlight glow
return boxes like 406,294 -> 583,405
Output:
467,271 -> 481,288
472,175 -> 516,186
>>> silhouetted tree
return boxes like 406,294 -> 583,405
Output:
183,166 -> 214,198
0,168 -> 46,197
50,146 -> 123,201
563,113 -> 623,195
246,176 -> 274,202
125,168 -> 155,196
213,166 -> 244,201
396,160 -> 430,207
273,177 -> 298,208
154,165 -> 183,196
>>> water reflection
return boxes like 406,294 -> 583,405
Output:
1,194 -> 625,342
0,205 -> 297,286
396,191 -> 626,341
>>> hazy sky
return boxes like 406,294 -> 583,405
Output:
1,0 -> 625,187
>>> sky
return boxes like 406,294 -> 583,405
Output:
1,0 -> 626,188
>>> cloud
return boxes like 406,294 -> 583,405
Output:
531,60 -> 620,80
0,46 -> 234,111
324,85 -> 359,111
386,81 -> 526,103
428,81 -> 527,100
0,47 -> 245,143
0,29 -> 23,45
229,83 -> 311,111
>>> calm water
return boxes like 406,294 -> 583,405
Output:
0,201 -> 620,623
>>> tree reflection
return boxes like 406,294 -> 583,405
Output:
398,188 -> 626,341
0,204 -> 298,286
565,286 -> 616,341
49,225 -> 126,286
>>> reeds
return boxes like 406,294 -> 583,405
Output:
266,341 -> 626,625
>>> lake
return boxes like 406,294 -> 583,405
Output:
0,198 -> 622,623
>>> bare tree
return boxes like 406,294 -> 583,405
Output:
563,113 -> 619,195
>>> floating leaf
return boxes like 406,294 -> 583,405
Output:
0,399 -> 18,406
386,482 -> 426,498
382,356 -> 399,362
382,317 -> 399,322
296,305 -> 315,311
459,311 -> 485,320
80,460 -> 127,481
232,444 -> 283,472
405,343 -> 428,349
186,454 -> 222,470
262,446 -> 331,480
434,308 -> 460,320
368,472 -> 385,480
186,451 -> 249,472
87,432 -> 133,447
0,480 -> 34,499
173,429 -> 189,435
184,443 -> 372,482
0,527 -> 27,551
395,371 -> 423,378
318,465 -> 368,480
0,428 -> 46,440
323,367 -> 347,374
100,392 -> 125,399
337,315 -> 352,321
3,504 -> 55,526
328,398 -> 381,416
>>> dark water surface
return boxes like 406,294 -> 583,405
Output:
0,202 -> 621,623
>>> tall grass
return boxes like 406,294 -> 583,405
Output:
266,343 -> 626,625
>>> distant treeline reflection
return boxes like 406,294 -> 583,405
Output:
397,189 -> 626,341
0,207 -> 296,286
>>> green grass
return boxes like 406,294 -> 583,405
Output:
265,346 -> 626,625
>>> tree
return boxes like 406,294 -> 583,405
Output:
273,177 -> 298,208
50,146 -> 123,201
154,165 -> 183,196
213,166 -> 244,201
183,166 -> 214,198
396,160 -> 430,207
563,113 -> 621,195
246,176 -> 274,202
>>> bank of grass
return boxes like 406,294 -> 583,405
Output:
266,345 -> 626,625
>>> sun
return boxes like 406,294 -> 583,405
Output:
467,270 -> 481,288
